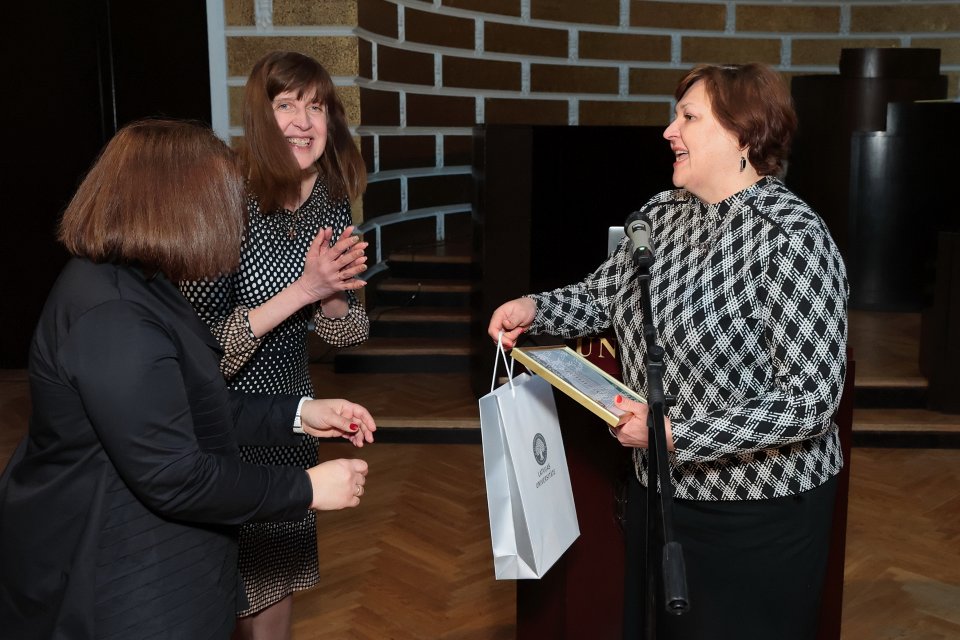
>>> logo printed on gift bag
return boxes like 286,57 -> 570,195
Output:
534,433 -> 556,488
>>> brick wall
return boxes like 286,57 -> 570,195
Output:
211,0 -> 960,255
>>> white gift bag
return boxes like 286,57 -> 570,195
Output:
479,335 -> 580,579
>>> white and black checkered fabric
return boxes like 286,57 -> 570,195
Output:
527,177 -> 849,500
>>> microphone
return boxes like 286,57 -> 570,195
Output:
624,210 -> 655,267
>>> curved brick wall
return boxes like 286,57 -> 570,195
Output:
217,0 -> 960,252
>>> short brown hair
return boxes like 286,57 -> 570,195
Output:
241,51 -> 367,212
59,119 -> 246,281
675,64 -> 797,177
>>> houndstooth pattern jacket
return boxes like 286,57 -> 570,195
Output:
526,177 -> 849,501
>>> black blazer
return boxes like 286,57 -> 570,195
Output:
0,258 -> 313,639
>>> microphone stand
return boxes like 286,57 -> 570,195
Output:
631,248 -> 690,639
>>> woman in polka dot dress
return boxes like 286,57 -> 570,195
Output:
181,51 -> 371,640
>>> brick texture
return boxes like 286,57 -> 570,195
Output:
580,100 -> 671,126
681,36 -> 781,65
443,57 -> 522,91
531,64 -> 620,94
361,136 -> 375,173
362,178 -> 402,218
443,0 -> 520,17
405,8 -> 475,49
914,38 -> 960,65
378,45 -> 435,86
852,4 -> 960,33
485,98 -> 569,125
444,135 -> 474,166
629,67 -> 690,97
579,32 -> 671,62
737,5 -> 839,34
359,88 -> 400,126
532,0 -> 619,26
359,38 -> 373,79
407,174 -> 474,209
358,0 -> 398,39
406,94 -> 476,127
630,1 -> 725,31
379,135 -> 437,171
792,38 -> 901,67
485,22 -> 568,58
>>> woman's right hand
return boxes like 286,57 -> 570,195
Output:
487,297 -> 537,348
295,226 -> 368,303
306,458 -> 369,510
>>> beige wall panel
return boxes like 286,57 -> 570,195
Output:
681,36 -> 780,65
484,98 -> 569,124
443,57 -> 522,91
358,0 -> 399,38
580,100 -> 671,126
629,67 -> 690,96
339,86 -> 361,125
443,0 -> 520,17
406,94 -> 476,127
737,5 -> 839,34
852,4 -> 960,33
378,46 -> 435,86
579,32 -> 671,62
485,22 -> 567,58
226,0 -> 254,26
531,64 -> 620,93
229,86 -> 244,128
792,39 -> 901,66
274,0 -> 357,26
228,36 -> 358,76
630,1 -> 725,31
405,8 -> 475,49
531,0 -> 619,25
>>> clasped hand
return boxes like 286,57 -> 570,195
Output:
296,226 -> 368,303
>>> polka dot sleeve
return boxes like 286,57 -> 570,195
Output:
311,291 -> 369,347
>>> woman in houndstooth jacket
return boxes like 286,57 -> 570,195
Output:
488,63 -> 848,640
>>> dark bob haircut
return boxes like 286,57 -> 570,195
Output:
58,119 -> 246,282
674,63 -> 797,177
241,50 -> 367,212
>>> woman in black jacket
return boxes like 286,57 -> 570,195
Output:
0,119 -> 375,639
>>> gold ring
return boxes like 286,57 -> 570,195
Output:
355,484 -> 363,497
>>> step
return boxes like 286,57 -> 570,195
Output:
853,376 -> 928,409
385,248 -> 475,280
852,407 -> 960,447
369,306 -> 473,338
333,337 -> 474,373
375,278 -> 477,307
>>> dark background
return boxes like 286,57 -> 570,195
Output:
1,1 -> 211,367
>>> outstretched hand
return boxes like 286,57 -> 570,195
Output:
300,398 -> 377,448
296,226 -> 368,303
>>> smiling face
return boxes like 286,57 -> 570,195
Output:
662,80 -> 749,204
272,90 -> 328,171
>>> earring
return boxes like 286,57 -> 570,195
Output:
739,156 -> 747,173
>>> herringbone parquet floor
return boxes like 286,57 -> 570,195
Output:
1,308 -> 958,639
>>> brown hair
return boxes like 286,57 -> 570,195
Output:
240,51 -> 367,211
58,119 -> 246,281
674,63 -> 797,177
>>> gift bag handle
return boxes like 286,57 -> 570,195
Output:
490,331 -> 517,396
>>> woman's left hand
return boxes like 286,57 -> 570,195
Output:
299,398 -> 377,447
296,226 -> 368,303
610,395 -> 674,450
